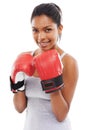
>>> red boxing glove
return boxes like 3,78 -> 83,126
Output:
10,52 -> 35,93
34,49 -> 64,93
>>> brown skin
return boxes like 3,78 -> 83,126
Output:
13,15 -> 79,122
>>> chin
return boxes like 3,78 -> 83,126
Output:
41,48 -> 49,51
41,45 -> 55,51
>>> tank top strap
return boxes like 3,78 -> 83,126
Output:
31,50 -> 66,59
60,52 -> 66,60
30,50 -> 35,56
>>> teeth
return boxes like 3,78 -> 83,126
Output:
40,42 -> 49,47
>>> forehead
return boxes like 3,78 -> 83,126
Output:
31,15 -> 56,28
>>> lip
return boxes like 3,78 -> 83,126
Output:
39,41 -> 50,47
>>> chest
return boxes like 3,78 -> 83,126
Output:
25,76 -> 50,100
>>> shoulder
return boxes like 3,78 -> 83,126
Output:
56,47 -> 78,70
62,53 -> 78,72
62,53 -> 79,89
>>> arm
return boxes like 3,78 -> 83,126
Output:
13,91 -> 27,113
10,52 -> 35,113
50,55 -> 79,121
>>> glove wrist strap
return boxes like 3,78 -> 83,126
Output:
41,75 -> 64,93
10,76 -> 25,93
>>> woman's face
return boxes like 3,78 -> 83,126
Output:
31,15 -> 61,51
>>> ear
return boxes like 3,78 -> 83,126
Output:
58,24 -> 63,34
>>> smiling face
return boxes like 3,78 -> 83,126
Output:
31,15 -> 62,51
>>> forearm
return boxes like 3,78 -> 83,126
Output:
13,91 -> 27,113
50,90 -> 69,122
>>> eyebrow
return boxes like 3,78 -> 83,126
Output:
32,25 -> 53,29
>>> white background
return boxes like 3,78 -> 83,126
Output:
0,0 -> 87,129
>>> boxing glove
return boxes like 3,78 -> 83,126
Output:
10,52 -> 35,93
34,49 -> 64,93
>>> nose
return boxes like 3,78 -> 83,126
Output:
38,32 -> 46,42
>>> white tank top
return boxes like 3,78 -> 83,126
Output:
23,52 -> 72,130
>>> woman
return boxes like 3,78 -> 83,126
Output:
10,3 -> 79,130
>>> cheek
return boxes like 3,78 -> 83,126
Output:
51,34 -> 58,42
50,30 -> 58,40
32,33 -> 37,41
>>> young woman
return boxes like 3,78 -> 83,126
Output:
10,3 -> 79,130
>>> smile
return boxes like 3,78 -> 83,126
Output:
39,41 -> 50,47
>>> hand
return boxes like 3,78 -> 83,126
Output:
10,72 -> 25,93
10,52 -> 35,93
34,49 -> 64,93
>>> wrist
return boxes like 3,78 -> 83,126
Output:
50,90 -> 61,98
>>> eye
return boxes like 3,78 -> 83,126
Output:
45,28 -> 52,33
32,28 -> 38,33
